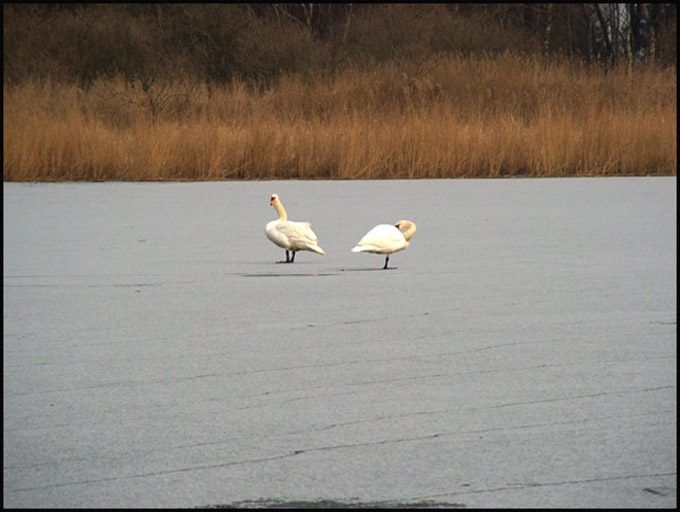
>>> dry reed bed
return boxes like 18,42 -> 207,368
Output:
3,53 -> 676,181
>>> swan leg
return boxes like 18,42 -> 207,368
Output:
290,251 -> 296,263
383,255 -> 397,270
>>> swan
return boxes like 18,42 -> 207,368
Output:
265,194 -> 325,263
351,220 -> 417,269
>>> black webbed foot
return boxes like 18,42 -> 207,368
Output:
276,250 -> 293,263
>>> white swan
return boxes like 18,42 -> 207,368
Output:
265,194 -> 325,263
351,220 -> 417,269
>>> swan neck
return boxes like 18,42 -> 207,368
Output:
402,221 -> 417,241
274,200 -> 287,221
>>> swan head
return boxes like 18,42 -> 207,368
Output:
270,193 -> 279,206
395,220 -> 417,241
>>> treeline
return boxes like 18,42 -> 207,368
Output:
3,3 -> 677,87
3,4 -> 676,181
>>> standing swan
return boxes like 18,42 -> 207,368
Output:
351,220 -> 417,269
265,194 -> 325,263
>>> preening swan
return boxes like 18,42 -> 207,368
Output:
351,220 -> 417,269
265,194 -> 325,263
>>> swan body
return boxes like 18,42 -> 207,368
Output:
265,194 -> 325,263
351,220 -> 417,269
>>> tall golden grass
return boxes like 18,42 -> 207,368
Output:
3,53 -> 676,181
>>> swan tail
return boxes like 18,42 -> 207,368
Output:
310,245 -> 326,255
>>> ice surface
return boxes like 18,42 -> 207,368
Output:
3,178 -> 676,508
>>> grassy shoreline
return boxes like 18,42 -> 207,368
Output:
3,53 -> 676,181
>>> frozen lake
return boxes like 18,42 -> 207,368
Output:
3,178 -> 677,508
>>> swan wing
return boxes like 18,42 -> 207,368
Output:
274,220 -> 325,253
352,224 -> 407,254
